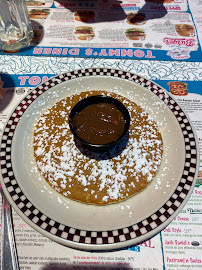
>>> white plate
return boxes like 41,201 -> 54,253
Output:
0,68 -> 199,251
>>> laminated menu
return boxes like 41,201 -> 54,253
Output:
1,0 -> 202,61
0,54 -> 202,269
0,70 -> 202,270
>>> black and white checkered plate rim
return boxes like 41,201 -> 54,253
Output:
0,68 -> 198,248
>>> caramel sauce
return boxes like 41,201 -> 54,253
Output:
70,102 -> 125,144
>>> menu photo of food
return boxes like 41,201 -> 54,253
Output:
126,13 -> 146,25
125,28 -> 146,41
30,29 -> 43,45
74,10 -> 95,23
74,26 -> 95,41
1,49 -> 20,54
196,170 -> 202,187
26,0 -> 45,6
167,81 -> 188,96
175,24 -> 196,37
123,11 -> 198,54
145,0 -> 174,3
29,8 -> 50,19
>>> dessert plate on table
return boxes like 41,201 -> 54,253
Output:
0,68 -> 199,251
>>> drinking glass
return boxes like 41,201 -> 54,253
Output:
0,0 -> 33,51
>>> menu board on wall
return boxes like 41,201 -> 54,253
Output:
1,0 -> 202,61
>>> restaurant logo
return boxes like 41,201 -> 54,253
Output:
163,37 -> 195,47
167,48 -> 190,60
167,81 -> 188,96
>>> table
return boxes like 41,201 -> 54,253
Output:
0,0 -> 202,269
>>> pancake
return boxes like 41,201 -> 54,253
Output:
33,90 -> 163,205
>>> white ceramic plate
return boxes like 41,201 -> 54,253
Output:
0,68 -> 199,251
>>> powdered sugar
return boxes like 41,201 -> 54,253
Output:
33,90 -> 163,205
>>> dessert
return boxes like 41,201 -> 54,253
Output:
33,90 -> 163,205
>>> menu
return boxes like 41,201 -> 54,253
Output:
0,57 -> 202,270
1,0 -> 202,61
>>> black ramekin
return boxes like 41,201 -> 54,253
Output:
69,95 -> 130,152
